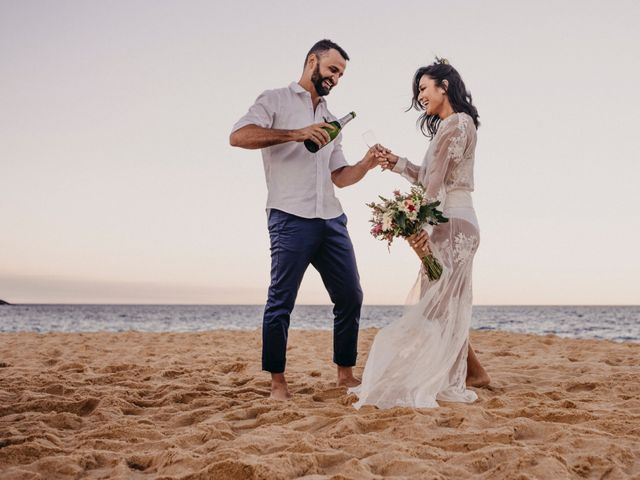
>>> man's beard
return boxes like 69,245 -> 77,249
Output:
311,64 -> 332,96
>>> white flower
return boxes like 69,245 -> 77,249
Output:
381,211 -> 394,231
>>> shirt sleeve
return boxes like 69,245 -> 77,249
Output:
328,133 -> 349,172
391,156 -> 421,184
230,90 -> 276,133
424,115 -> 469,202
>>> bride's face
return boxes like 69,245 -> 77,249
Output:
418,75 -> 447,117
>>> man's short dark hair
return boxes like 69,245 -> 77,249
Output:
304,39 -> 350,67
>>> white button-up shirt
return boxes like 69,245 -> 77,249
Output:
231,82 -> 349,219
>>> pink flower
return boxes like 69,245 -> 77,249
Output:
403,199 -> 416,212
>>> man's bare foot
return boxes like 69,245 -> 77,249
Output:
466,372 -> 491,388
270,373 -> 292,400
336,366 -> 361,388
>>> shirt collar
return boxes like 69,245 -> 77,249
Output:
289,82 -> 325,104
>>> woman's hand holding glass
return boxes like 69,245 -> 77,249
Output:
361,130 -> 398,171
378,149 -> 399,171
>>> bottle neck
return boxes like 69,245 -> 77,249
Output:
336,112 -> 356,128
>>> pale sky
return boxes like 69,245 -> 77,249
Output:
1,0 -> 639,305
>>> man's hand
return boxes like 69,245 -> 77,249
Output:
377,145 -> 400,171
407,230 -> 430,259
295,122 -> 335,148
361,144 -> 389,170
331,143 -> 387,188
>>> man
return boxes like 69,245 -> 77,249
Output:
230,39 -> 381,400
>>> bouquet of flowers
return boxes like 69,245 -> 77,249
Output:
367,185 -> 448,281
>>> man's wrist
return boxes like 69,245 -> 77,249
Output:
359,158 -> 373,171
288,129 -> 302,142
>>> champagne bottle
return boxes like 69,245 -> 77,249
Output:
304,112 -> 356,153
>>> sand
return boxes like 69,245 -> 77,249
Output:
0,328 -> 639,479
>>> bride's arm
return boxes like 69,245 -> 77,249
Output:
382,152 -> 421,184
424,115 -> 470,201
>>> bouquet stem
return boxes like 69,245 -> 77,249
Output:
422,254 -> 444,281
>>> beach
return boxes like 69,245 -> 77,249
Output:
0,329 -> 638,479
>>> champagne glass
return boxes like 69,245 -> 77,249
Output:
363,129 -> 390,170
362,129 -> 377,148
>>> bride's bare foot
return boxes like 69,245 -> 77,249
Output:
270,373 -> 292,400
466,371 -> 491,388
336,366 -> 361,388
466,344 -> 490,387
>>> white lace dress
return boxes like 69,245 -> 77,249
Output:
351,112 -> 480,409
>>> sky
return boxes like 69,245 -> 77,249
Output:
1,0 -> 639,305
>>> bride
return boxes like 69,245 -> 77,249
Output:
351,58 -> 490,409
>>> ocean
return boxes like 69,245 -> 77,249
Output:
0,305 -> 638,342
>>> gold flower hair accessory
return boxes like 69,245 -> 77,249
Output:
437,57 -> 449,65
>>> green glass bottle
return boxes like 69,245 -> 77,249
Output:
304,112 -> 356,153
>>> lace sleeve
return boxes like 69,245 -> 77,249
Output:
425,115 -> 469,201
391,156 -> 421,184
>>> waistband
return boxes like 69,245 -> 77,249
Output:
443,190 -> 473,209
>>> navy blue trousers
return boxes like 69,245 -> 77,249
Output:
262,209 -> 363,373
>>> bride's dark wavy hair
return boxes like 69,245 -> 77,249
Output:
409,57 -> 480,139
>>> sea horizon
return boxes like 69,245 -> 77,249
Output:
1,304 -> 638,342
